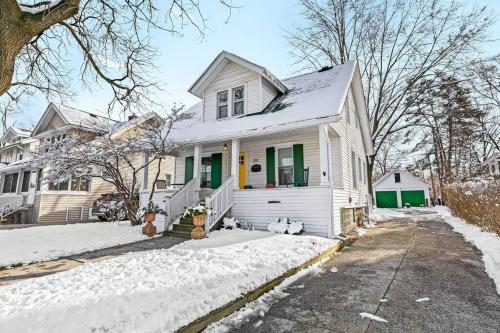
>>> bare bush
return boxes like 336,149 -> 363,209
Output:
443,179 -> 500,235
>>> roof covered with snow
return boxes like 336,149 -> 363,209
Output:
170,60 -> 370,147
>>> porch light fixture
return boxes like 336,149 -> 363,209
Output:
223,142 -> 228,151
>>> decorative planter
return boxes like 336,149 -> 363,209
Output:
142,212 -> 157,237
191,214 -> 206,239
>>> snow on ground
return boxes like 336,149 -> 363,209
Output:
370,208 -> 408,221
0,231 -> 337,333
204,257 -> 331,333
0,221 -> 150,267
177,229 -> 273,249
360,312 -> 388,323
435,206 -> 500,295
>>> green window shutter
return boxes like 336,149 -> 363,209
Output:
184,156 -> 194,183
293,144 -> 304,186
266,147 -> 275,185
211,153 -> 223,189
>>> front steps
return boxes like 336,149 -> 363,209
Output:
164,216 -> 195,239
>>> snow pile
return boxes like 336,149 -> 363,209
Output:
360,312 -> 388,323
267,218 -> 304,235
222,217 -> 241,229
370,208 -> 407,221
0,231 -> 336,333
0,222 -> 150,267
435,206 -> 500,295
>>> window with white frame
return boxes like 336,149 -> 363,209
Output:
165,173 -> 172,187
232,86 -> 245,116
351,151 -> 357,188
49,176 -> 89,192
278,147 -> 294,186
217,90 -> 229,119
358,156 -> 362,183
2,173 -> 18,193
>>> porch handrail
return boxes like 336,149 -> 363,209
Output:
205,176 -> 234,233
167,177 -> 198,224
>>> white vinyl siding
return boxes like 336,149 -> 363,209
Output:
261,78 -> 279,110
204,61 -> 260,121
232,186 -> 331,237
328,86 -> 370,235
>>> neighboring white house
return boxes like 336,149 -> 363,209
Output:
484,152 -> 500,176
373,170 -> 431,208
144,51 -> 374,238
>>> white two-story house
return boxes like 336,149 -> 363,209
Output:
148,51 -> 373,238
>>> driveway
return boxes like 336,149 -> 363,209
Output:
229,211 -> 500,332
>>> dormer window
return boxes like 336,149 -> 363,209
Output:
232,86 -> 245,116
217,90 -> 229,119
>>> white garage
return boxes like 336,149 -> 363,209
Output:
373,170 -> 431,208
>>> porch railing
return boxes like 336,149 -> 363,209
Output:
205,176 -> 234,233
167,177 -> 198,224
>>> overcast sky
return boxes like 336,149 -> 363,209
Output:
11,0 -> 500,129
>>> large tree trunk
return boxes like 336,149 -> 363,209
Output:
0,0 -> 79,95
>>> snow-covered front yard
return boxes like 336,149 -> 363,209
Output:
0,229 -> 337,333
0,222 -> 151,267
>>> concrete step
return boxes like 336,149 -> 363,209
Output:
164,230 -> 192,239
179,217 -> 194,225
173,223 -> 196,232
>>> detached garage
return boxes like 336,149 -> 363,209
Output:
373,170 -> 431,208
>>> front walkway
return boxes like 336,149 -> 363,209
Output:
0,236 -> 185,286
229,211 -> 500,332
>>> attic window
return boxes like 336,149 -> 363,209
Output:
232,86 -> 244,116
217,90 -> 228,119
394,173 -> 401,183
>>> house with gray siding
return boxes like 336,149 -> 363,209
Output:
146,51 -> 373,238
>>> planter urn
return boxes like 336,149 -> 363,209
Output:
191,214 -> 206,239
142,212 -> 157,237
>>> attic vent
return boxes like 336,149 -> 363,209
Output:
318,66 -> 333,72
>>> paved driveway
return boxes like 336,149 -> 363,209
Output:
230,211 -> 500,333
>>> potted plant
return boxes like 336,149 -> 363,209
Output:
183,205 -> 211,239
137,201 -> 167,237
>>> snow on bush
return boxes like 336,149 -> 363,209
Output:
0,232 -> 336,332
443,179 -> 500,235
267,218 -> 304,235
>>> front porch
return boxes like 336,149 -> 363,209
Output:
152,125 -> 342,238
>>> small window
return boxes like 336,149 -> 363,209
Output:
394,173 -> 401,183
21,171 -> 31,192
101,170 -> 113,180
49,180 -> 69,191
165,173 -> 172,187
71,176 -> 89,192
232,86 -> 244,116
2,173 -> 18,193
358,157 -> 362,184
217,90 -> 229,119
278,147 -> 294,186
351,151 -> 357,188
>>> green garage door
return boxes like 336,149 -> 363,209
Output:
401,190 -> 425,207
375,191 -> 398,208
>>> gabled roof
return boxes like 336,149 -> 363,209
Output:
1,127 -> 31,142
373,170 -> 429,188
31,103 -> 120,137
171,60 -> 374,155
188,51 -> 287,98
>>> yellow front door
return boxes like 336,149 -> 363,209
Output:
239,152 -> 247,189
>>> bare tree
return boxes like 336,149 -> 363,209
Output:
0,0 -> 235,115
33,105 -> 189,225
287,0 -> 493,194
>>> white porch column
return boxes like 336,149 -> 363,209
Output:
319,124 -> 331,186
142,152 -> 150,190
193,144 -> 202,189
231,139 -> 240,190
16,169 -> 24,195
